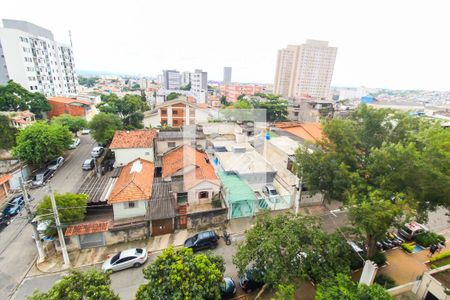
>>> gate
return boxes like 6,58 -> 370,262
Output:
152,218 -> 174,236
78,233 -> 105,249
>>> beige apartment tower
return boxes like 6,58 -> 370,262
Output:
274,40 -> 337,100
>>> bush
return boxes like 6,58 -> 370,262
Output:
374,274 -> 396,289
430,250 -> 450,263
370,251 -> 387,267
349,250 -> 365,271
415,232 -> 446,247
401,242 -> 415,253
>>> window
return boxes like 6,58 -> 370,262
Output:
173,120 -> 179,125
199,191 -> 208,199
125,201 -> 136,209
168,142 -> 176,148
161,109 -> 167,115
172,110 -> 178,115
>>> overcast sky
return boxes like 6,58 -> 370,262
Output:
2,0 -> 450,90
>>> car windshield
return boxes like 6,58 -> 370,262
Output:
84,160 -> 92,164
35,174 -> 44,180
111,252 -> 121,264
401,226 -> 412,234
135,248 -> 143,255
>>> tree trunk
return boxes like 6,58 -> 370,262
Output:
255,283 -> 269,300
366,234 -> 377,258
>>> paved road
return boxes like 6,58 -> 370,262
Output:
13,236 -> 245,300
0,134 -> 97,300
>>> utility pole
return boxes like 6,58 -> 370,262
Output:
20,177 -> 45,262
48,184 -> 71,268
294,162 -> 303,216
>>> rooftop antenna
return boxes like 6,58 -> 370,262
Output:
69,30 -> 73,47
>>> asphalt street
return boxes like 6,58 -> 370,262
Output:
0,134 -> 97,300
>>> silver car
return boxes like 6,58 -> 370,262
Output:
47,156 -> 64,171
102,248 -> 148,272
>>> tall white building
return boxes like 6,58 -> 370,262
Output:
0,19 -> 78,96
223,67 -> 232,84
191,69 -> 208,103
274,40 -> 337,100
162,69 -> 181,90
181,71 -> 191,87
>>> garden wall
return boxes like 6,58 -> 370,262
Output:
187,207 -> 228,230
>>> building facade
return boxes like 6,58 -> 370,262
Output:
162,70 -> 181,90
219,84 -> 264,102
181,71 -> 191,87
274,40 -> 337,100
223,67 -> 232,84
0,19 -> 78,96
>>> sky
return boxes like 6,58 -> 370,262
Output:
2,0 -> 450,91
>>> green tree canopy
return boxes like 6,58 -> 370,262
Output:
315,273 -> 393,300
89,113 -> 123,145
136,247 -> 225,300
0,115 -> 18,150
98,93 -> 148,129
27,269 -> 119,300
252,94 -> 288,122
52,114 -> 88,133
78,76 -> 99,88
233,212 -> 353,295
166,92 -> 181,101
180,82 -> 191,91
0,80 -> 51,118
12,122 -> 72,165
36,193 -> 88,237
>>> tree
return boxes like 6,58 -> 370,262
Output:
36,193 -> 88,237
166,92 -> 181,101
136,247 -> 225,300
131,83 -> 140,90
0,115 -> 18,150
89,113 -> 123,145
27,269 -> 119,300
233,212 -> 352,296
180,82 -> 191,91
12,122 -> 72,165
220,95 -> 229,107
252,94 -> 288,122
52,114 -> 88,133
0,80 -> 51,118
272,284 -> 295,300
78,76 -> 99,87
98,93 -> 148,129
315,273 -> 393,300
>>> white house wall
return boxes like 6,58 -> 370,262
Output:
113,148 -> 154,167
112,201 -> 147,220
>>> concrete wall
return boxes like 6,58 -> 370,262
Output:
187,181 -> 221,206
156,139 -> 207,156
105,224 -> 148,245
187,207 -> 228,230
113,201 -> 147,220
113,147 -> 154,167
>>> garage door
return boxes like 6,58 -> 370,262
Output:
78,233 -> 105,249
152,219 -> 174,236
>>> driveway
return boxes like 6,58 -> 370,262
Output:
0,134 -> 97,300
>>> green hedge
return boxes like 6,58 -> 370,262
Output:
401,242 -> 415,253
415,232 -> 446,247
430,250 -> 450,263
370,251 -> 387,267
374,274 -> 396,289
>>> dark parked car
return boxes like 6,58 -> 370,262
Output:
239,268 -> 264,293
82,158 -> 95,171
31,168 -> 54,187
3,195 -> 26,216
0,214 -> 10,231
184,230 -> 219,252
220,277 -> 237,299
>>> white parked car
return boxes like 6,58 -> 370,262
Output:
47,156 -> 64,171
69,138 -> 81,149
102,248 -> 148,272
81,128 -> 90,135
91,146 -> 104,158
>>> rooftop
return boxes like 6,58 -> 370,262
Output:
64,220 -> 110,237
48,97 -> 91,106
218,172 -> 256,204
108,159 -> 154,204
148,177 -> 176,220
110,130 -> 157,149
0,173 -> 11,185
268,136 -> 301,155
274,122 -> 323,143
215,150 -> 276,175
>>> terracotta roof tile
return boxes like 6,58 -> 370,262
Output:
48,97 -> 91,106
110,130 -> 157,149
0,174 -> 11,185
108,158 -> 155,204
275,122 -> 323,142
162,145 -> 219,189
64,220 -> 110,236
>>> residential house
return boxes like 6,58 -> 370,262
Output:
274,122 -> 323,143
108,159 -> 154,222
0,110 -> 35,128
110,130 -> 157,167
155,126 -> 206,157
64,220 -> 110,249
161,145 -> 221,211
0,173 -> 11,206
47,97 -> 91,119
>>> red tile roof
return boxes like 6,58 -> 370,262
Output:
275,122 -> 324,143
109,158 -> 154,204
0,174 -> 11,185
64,220 -> 110,236
110,130 -> 157,149
48,97 -> 91,106
162,145 -> 219,189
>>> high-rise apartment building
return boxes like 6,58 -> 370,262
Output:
162,69 -> 181,90
0,19 -> 78,96
274,40 -> 337,100
223,67 -> 232,84
191,69 -> 207,93
181,71 -> 191,87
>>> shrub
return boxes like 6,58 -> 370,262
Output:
401,242 -> 415,253
370,251 -> 387,267
430,250 -> 450,263
415,232 -> 446,247
349,251 -> 365,270
374,274 -> 396,289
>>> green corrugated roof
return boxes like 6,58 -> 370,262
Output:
218,171 -> 256,203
